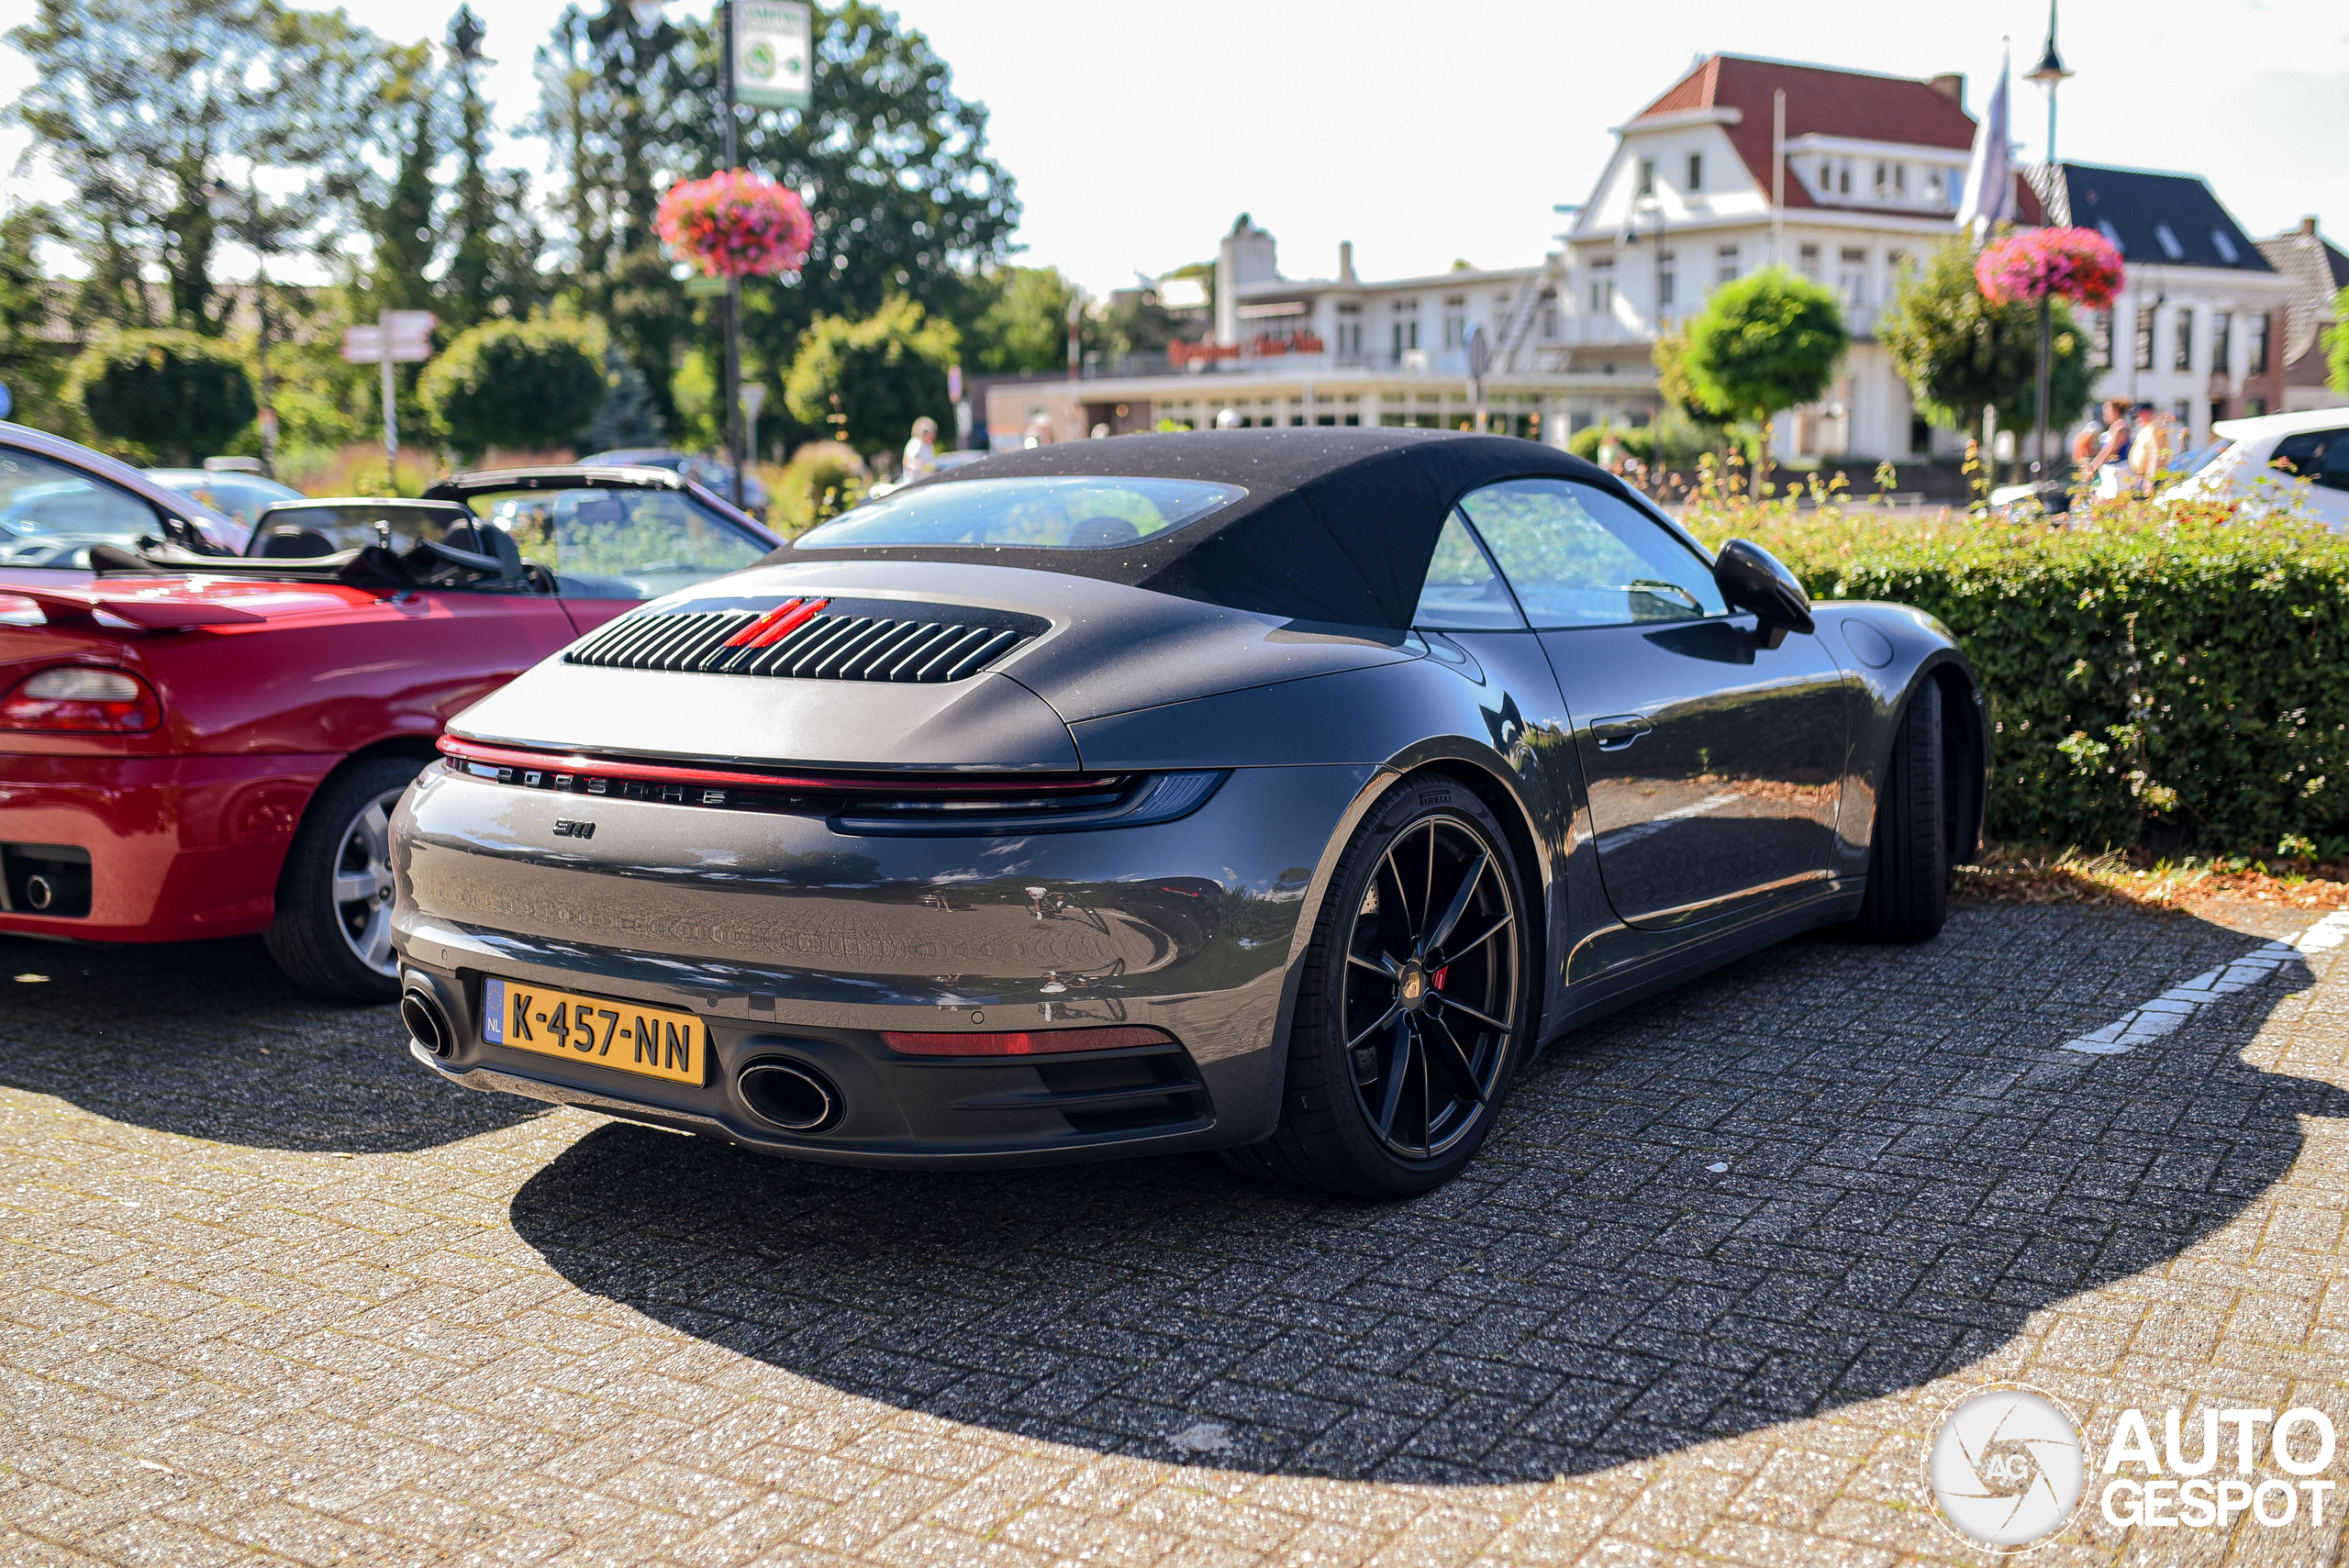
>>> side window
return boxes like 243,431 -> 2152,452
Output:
477,488 -> 772,599
2272,429 -> 2349,492
1412,511 -> 1524,629
0,448 -> 165,568
1459,477 -> 1725,628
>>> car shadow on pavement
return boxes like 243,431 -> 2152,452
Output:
0,933 -> 545,1153
506,904 -> 2349,1485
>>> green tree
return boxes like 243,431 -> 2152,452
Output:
2329,284 -> 2349,395
1878,233 -> 2095,456
785,296 -> 957,464
1680,266 -> 1847,492
420,317 -> 607,457
961,266 -> 1083,373
74,328 -> 257,463
10,0 -> 387,335
0,206 -> 68,427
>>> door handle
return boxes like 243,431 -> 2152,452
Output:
1590,715 -> 1653,751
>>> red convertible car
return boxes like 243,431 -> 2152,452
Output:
0,433 -> 778,999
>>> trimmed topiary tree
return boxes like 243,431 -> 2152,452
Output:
785,296 -> 958,467
420,317 -> 607,458
72,330 -> 256,465
1680,267 -> 1848,495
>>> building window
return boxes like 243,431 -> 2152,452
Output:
1873,161 -> 1888,199
1715,244 -> 1739,286
1657,248 -> 1676,309
2246,396 -> 2266,417
1589,259 -> 1615,313
1442,295 -> 1465,350
2091,309 -> 2112,369
1687,152 -> 1703,192
2249,313 -> 2270,374
1637,158 -> 1655,197
1837,160 -> 1853,195
1909,414 -> 1932,456
1923,169 -> 1946,206
2173,306 -> 2193,372
1798,243 -> 1821,281
2133,307 -> 2154,371
2212,310 -> 2232,373
2211,229 -> 2241,264
2172,399 -> 2191,425
1894,163 -> 1908,198
1837,247 -> 1867,306
1539,291 -> 1558,339
2154,224 -> 2185,261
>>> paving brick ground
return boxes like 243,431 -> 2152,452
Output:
7,900 -> 2349,1565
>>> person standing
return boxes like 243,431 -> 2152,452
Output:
902,417 -> 940,480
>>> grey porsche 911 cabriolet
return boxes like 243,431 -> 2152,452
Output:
391,430 -> 1985,1196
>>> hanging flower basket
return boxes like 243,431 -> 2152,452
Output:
1975,227 -> 2126,309
656,170 -> 813,279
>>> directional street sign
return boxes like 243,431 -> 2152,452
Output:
342,312 -> 436,364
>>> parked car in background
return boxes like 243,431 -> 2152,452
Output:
0,464 -> 775,1000
0,424 -> 247,578
2159,407 -> 2349,529
578,448 -> 770,518
392,430 -> 1987,1196
145,467 -> 306,531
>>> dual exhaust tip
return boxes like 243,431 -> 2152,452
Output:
400,981 -> 841,1134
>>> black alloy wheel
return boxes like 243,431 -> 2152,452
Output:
1231,775 -> 1531,1196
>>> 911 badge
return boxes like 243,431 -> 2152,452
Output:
551,819 -> 596,839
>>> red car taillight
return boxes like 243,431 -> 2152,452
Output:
0,666 -> 163,732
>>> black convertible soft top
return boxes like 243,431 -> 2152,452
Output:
766,428 -> 1633,629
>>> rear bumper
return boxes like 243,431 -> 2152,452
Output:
0,751 -> 332,941
390,760 -> 1373,1166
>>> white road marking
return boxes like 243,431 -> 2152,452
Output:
1602,791 -> 1742,850
2058,909 -> 2349,1056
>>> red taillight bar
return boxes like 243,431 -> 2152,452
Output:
881,1026 -> 1177,1057
436,735 -> 1124,796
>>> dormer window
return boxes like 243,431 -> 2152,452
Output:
2210,229 -> 2240,263
2099,218 -> 2125,256
2154,224 -> 2185,261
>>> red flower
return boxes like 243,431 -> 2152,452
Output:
656,171 -> 813,280
1976,228 -> 2126,309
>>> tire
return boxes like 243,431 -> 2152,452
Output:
1230,773 -> 1534,1198
264,756 -> 425,1002
1854,682 -> 1948,942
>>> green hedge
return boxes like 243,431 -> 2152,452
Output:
1685,499 -> 2349,854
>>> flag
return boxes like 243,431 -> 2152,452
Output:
1957,45 -> 2016,234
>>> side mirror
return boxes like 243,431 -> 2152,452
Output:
1712,538 -> 1814,649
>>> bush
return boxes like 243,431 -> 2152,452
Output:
72,329 -> 256,464
420,317 -> 607,457
771,440 -> 870,536
785,296 -> 957,465
1685,494 -> 2349,854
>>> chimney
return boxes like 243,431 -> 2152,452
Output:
1339,240 -> 1356,284
2303,216 -> 2321,237
1929,72 -> 1964,109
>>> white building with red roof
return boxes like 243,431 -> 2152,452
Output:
1552,53 -> 2049,466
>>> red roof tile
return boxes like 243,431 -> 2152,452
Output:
1633,54 -> 2042,221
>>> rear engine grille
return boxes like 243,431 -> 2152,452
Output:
565,595 -> 1041,683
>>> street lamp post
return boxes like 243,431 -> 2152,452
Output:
2025,0 -> 2073,487
721,0 -> 746,508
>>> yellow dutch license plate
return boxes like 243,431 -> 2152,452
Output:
481,976 -> 706,1085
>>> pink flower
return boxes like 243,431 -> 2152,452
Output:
656,171 -> 814,280
1976,228 -> 2126,309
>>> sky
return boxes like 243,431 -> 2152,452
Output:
3,0 -> 2344,294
